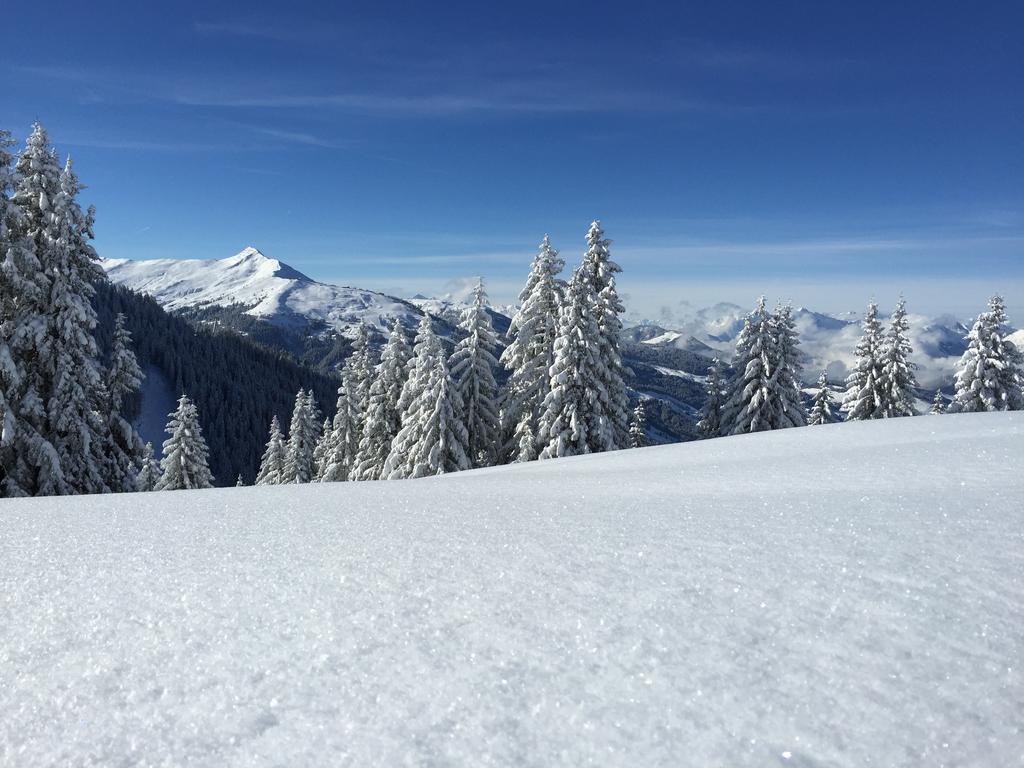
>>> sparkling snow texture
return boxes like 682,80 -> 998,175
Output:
1,414 -> 1022,766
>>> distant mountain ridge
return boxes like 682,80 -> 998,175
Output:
102,246 -> 1006,397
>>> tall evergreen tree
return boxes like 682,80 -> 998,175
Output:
312,416 -> 332,478
537,264 -> 601,459
135,441 -> 160,492
282,390 -> 321,483
950,295 -> 1024,412
449,278 -> 500,467
346,325 -> 375,431
580,221 -> 630,451
499,235 -> 564,462
629,400 -> 647,448
49,156 -> 111,493
7,125 -> 72,495
720,298 -> 779,434
696,358 -> 724,438
319,374 -> 361,482
879,297 -> 918,417
513,421 -> 537,463
384,316 -> 470,478
255,415 -> 286,485
770,304 -> 808,428
101,314 -> 145,491
20,137 -> 111,493
351,320 -> 411,481
0,128 -> 50,497
808,371 -> 836,426
842,302 -> 887,421
156,394 -> 213,490
930,389 -> 946,415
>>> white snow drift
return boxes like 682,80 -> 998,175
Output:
1,413 -> 1022,766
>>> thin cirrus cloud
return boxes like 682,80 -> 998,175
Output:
192,19 -> 345,43
11,62 -> 730,118
168,86 -> 713,116
243,125 -> 343,149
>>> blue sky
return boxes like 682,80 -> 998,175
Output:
3,0 -> 1022,319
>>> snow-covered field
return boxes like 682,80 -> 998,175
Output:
1,414 -> 1022,766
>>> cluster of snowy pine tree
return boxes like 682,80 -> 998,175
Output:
253,221 -> 632,485
698,292 -> 1022,439
948,295 -> 1024,412
842,298 -> 919,420
0,124 -> 149,496
707,298 -> 808,436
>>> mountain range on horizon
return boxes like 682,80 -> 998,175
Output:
102,246 -> 1014,391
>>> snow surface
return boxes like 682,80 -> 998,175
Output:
2,414 -> 1022,766
102,247 -> 423,337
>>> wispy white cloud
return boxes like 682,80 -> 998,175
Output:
60,137 -> 228,152
244,125 -> 343,148
11,63 -> 728,118
192,19 -> 344,43
171,89 -> 712,116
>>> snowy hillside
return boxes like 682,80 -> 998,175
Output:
2,414 -> 1021,766
102,247 -> 424,338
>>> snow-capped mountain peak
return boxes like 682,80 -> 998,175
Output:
218,246 -> 312,282
102,247 -> 423,337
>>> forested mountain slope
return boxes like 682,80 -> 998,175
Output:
93,282 -> 340,485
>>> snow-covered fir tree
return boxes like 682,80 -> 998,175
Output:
537,264 -> 601,459
513,421 -> 537,463
235,474 -> 244,487
346,325 -> 375,431
0,128 -> 50,497
101,314 -> 146,491
842,302 -> 887,421
580,221 -> 630,451
135,442 -> 161,492
318,374 -> 361,482
20,132 -> 111,494
312,416 -> 332,478
930,389 -> 946,415
499,235 -> 564,462
351,320 -> 411,481
808,371 -> 836,425
717,299 -> 807,434
950,295 -> 1024,412
449,278 -> 500,467
696,358 -> 725,438
879,297 -> 917,417
282,390 -> 322,484
629,400 -> 647,448
770,304 -> 808,428
156,394 -> 213,490
383,316 -> 470,478
255,414 -> 286,485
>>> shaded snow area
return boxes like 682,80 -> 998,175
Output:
2,414 -> 1022,766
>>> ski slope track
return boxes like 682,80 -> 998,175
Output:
1,414 -> 1022,766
